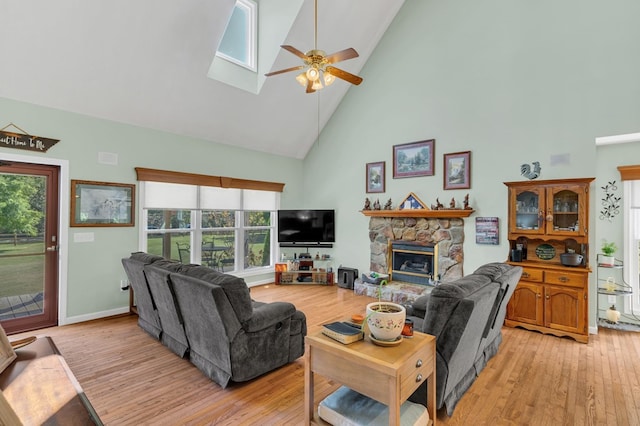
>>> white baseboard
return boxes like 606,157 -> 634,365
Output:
61,307 -> 130,326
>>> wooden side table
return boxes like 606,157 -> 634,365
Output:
305,330 -> 436,425
0,336 -> 102,425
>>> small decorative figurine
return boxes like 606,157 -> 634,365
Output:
435,198 -> 444,210
449,197 -> 456,209
363,198 -> 371,210
373,199 -> 381,210
463,193 -> 471,210
384,198 -> 393,210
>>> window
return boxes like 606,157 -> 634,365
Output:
140,181 -> 278,274
216,0 -> 257,71
623,179 -> 640,315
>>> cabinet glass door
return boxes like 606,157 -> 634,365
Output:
512,188 -> 544,235
546,185 -> 586,236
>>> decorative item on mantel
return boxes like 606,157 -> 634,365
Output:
398,192 -> 427,210
363,198 -> 371,210
431,194 -> 472,211
384,198 -> 393,210
373,199 -> 381,210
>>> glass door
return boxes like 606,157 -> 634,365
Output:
510,187 -> 545,236
0,161 -> 59,334
546,185 -> 587,237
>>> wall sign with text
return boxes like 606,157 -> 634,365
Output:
476,217 -> 499,245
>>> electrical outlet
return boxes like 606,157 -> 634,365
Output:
608,295 -> 616,304
120,279 -> 130,292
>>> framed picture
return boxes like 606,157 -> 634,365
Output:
393,139 -> 435,178
444,151 -> 471,190
366,161 -> 385,193
71,180 -> 135,227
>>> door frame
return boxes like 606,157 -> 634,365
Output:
0,151 -> 70,326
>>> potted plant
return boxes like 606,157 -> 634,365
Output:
363,274 -> 406,342
600,240 -> 617,266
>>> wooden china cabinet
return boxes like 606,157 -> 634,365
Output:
504,177 -> 594,343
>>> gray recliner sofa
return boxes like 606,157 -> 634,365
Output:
122,252 -> 307,388
406,262 -> 522,415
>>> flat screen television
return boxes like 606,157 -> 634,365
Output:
277,209 -> 335,244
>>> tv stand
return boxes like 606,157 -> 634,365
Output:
275,258 -> 334,286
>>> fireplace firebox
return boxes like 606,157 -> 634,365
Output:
389,241 -> 438,286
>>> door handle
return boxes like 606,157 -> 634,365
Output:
46,245 -> 58,252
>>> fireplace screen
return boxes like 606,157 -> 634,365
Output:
389,241 -> 438,285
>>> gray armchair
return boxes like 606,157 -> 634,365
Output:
407,263 -> 522,415
169,269 -> 306,387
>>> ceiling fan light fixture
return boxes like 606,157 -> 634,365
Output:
306,67 -> 320,82
323,70 -> 335,86
296,72 -> 308,87
263,0 -> 363,93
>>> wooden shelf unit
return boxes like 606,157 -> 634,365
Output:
361,209 -> 474,218
504,178 -> 594,343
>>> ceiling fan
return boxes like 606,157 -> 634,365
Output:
264,0 -> 363,93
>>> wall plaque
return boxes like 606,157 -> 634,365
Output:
0,123 -> 59,153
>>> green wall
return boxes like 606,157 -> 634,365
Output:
303,0 -> 640,330
0,97 -> 304,322
2,0 -> 639,331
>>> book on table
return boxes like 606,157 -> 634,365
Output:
322,321 -> 364,344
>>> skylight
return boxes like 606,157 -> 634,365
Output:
216,0 -> 257,71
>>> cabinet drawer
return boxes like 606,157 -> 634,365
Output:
399,348 -> 434,401
545,271 -> 587,288
520,268 -> 543,282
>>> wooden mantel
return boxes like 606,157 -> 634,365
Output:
361,209 -> 475,218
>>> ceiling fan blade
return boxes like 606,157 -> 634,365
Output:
325,48 -> 359,64
306,79 -> 316,94
281,45 -> 308,60
265,65 -> 305,77
325,66 -> 363,86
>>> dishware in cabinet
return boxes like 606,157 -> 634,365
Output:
505,178 -> 593,242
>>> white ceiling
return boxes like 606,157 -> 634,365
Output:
0,0 -> 404,159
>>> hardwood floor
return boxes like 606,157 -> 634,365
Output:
11,284 -> 640,425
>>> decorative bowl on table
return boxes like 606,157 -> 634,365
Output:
365,302 -> 406,342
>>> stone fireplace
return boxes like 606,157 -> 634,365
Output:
355,208 -> 472,304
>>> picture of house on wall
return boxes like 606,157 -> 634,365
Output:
398,192 -> 427,210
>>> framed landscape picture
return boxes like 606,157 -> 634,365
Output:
444,151 -> 471,190
71,180 -> 135,227
366,161 -> 385,193
393,139 -> 435,178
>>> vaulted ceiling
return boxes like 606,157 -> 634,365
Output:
0,0 -> 404,159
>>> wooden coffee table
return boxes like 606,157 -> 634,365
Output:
304,330 -> 436,425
